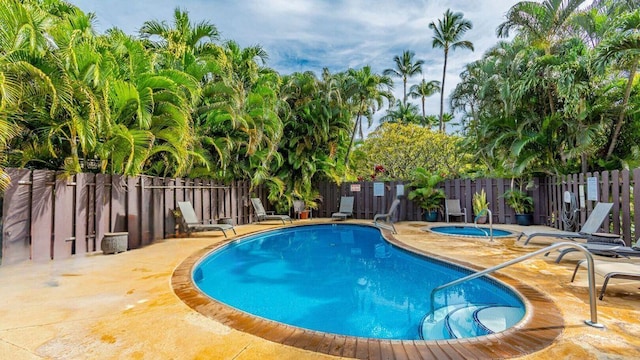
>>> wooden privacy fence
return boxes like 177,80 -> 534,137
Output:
314,178 -> 547,226
540,169 -> 640,246
1,168 -> 639,265
0,168 -> 263,265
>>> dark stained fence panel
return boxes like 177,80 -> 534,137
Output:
2,169 -> 33,265
53,175 -> 74,260
75,173 -> 90,255
95,174 -> 110,250
127,176 -> 140,249
111,175 -> 127,233
151,177 -> 164,241
31,170 -> 54,262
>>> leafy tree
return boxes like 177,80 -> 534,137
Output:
429,9 -> 474,132
351,123 -> 472,180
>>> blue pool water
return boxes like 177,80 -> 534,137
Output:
193,224 -> 524,340
430,225 -> 514,237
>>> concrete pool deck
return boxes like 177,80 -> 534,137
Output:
1,220 -> 639,359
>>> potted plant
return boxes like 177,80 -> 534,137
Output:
472,189 -> 490,224
408,168 -> 445,221
503,188 -> 534,226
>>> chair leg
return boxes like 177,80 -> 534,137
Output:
570,260 -> 586,282
600,277 -> 611,300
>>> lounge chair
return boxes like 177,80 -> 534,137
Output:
554,239 -> 639,263
445,199 -> 467,223
332,196 -> 354,220
517,202 -> 616,245
177,201 -> 236,238
373,199 -> 400,234
250,198 -> 292,225
571,259 -> 640,300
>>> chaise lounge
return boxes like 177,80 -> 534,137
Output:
373,199 -> 400,234
517,202 -> 618,245
332,196 -> 354,220
571,259 -> 640,300
250,198 -> 292,225
554,239 -> 639,263
177,201 -> 236,238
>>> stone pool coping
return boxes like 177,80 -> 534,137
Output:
172,224 -> 563,359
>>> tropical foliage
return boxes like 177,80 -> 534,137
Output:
0,0 -> 638,199
453,0 -> 640,179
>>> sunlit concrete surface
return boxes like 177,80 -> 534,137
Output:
1,220 -> 638,359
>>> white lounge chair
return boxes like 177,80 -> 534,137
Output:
571,259 -> 640,300
177,201 -> 236,238
332,196 -> 354,220
517,202 -> 616,245
250,198 -> 292,225
373,199 -> 400,234
445,199 -> 467,223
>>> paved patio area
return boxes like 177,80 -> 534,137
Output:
1,220 -> 639,359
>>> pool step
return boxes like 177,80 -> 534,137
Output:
421,304 -> 524,340
419,305 -> 462,340
446,305 -> 488,338
473,306 -> 525,334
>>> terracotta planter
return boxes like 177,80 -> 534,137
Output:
299,210 -> 310,219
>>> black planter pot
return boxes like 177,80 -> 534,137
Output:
515,213 -> 533,226
425,211 -> 439,222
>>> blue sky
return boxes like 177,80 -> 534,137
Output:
68,0 -> 520,131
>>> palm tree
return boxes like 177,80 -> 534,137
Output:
409,79 -> 440,120
497,0 -> 586,115
382,50 -> 424,105
344,66 -> 394,168
429,9 -> 474,132
379,100 -> 421,125
139,7 -> 219,70
594,9 -> 640,158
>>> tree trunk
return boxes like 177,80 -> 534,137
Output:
344,112 -> 362,169
606,60 -> 638,158
439,49 -> 448,132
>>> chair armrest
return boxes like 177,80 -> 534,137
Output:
266,211 -> 275,215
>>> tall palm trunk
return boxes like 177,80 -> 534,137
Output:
606,59 -> 638,158
439,48 -> 448,132
402,77 -> 407,105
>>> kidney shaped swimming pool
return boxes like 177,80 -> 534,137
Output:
192,224 -> 525,340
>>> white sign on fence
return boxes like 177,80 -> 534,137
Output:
374,182 -> 384,197
396,184 -> 404,197
587,177 -> 598,201
350,184 -> 361,192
